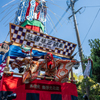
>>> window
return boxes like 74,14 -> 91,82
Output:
51,94 -> 62,100
26,93 -> 39,100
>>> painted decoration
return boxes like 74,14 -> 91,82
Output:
10,23 -> 76,58
26,0 -> 36,21
14,0 -> 29,25
0,43 -> 9,54
0,59 -> 7,75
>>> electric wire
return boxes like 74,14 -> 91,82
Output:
48,7 -> 62,26
47,14 -> 58,32
49,6 -> 70,35
4,17 -> 14,41
3,14 -> 15,25
5,17 -> 14,27
81,8 -> 100,45
52,19 -> 69,36
46,15 -> 56,35
84,5 -> 100,8
5,32 -> 10,41
48,7 -> 70,22
46,1 -> 66,11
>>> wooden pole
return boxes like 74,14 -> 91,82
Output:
71,68 -> 74,80
4,56 -> 10,71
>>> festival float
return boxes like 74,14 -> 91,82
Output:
0,0 -> 79,100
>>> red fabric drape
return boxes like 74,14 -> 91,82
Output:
0,74 -> 78,100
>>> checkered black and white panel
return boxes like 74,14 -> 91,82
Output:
10,23 -> 76,57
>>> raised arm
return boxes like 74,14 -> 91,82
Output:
56,59 -> 76,66
30,60 -> 46,74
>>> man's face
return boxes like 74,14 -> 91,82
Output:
45,53 -> 52,62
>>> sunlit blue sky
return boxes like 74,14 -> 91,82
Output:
0,0 -> 100,75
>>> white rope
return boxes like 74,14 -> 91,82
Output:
0,2 -> 19,14
5,18 -> 14,27
47,14 -> 57,33
2,0 -> 16,8
46,1 -> 66,11
48,7 -> 62,27
0,7 -> 17,22
46,15 -> 56,34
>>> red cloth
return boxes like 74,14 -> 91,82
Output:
34,2 -> 40,19
25,25 -> 40,32
25,2 -> 31,18
0,74 -> 78,100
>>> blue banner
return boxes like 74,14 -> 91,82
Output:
9,45 -> 70,60
0,52 -> 9,65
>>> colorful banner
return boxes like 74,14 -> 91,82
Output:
10,23 -> 76,58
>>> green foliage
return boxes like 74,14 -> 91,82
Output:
77,77 -> 100,100
89,39 -> 100,83
77,39 -> 100,100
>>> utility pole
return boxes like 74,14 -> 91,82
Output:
70,0 -> 84,72
70,0 -> 90,99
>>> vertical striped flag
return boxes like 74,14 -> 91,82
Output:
0,59 -> 7,75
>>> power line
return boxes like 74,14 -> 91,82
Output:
47,14 -> 58,33
46,1 -> 66,11
81,8 -> 100,45
49,6 -> 70,35
48,7 -> 62,27
84,5 -> 100,8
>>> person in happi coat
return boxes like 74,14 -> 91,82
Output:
22,52 -> 77,83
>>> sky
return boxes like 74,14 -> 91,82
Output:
0,0 -> 100,75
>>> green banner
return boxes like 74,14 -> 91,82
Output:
21,20 -> 44,32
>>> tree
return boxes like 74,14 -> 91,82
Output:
76,39 -> 100,100
89,39 -> 100,83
